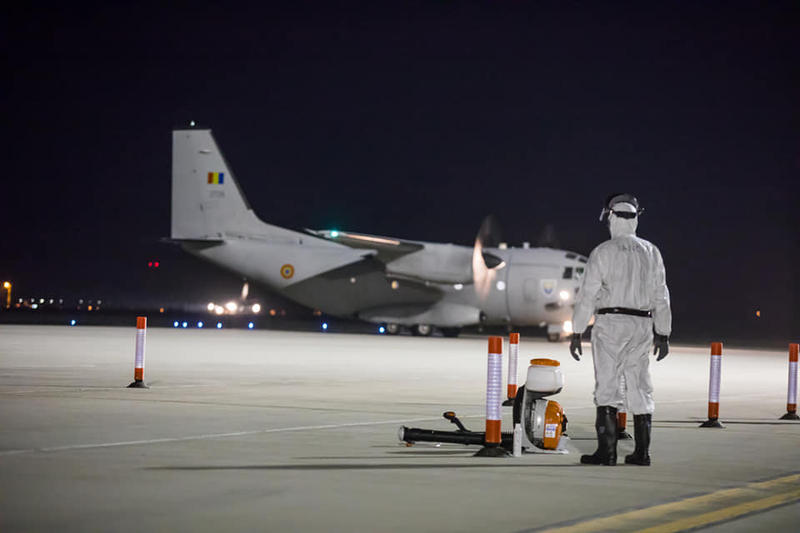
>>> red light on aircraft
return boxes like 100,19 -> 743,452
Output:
154,262 -> 160,268
148,262 -> 153,268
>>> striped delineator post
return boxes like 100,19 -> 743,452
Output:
503,332 -> 520,406
617,374 -> 632,439
700,342 -> 723,428
475,336 -> 509,456
127,316 -> 149,389
780,343 -> 799,420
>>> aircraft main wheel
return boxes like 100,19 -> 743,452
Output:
385,323 -> 400,335
412,324 -> 432,336
440,327 -> 461,338
547,332 -> 561,342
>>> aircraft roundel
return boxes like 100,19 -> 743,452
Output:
280,264 -> 295,279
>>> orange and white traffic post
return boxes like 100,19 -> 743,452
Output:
617,374 -> 632,439
475,336 -> 509,456
780,343 -> 799,420
700,342 -> 723,427
127,316 -> 149,389
503,332 -> 520,406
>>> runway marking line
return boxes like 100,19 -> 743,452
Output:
536,472 -> 800,533
0,414 -> 483,457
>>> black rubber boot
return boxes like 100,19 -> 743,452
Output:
625,414 -> 652,466
580,406 -> 618,465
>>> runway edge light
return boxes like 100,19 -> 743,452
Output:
127,317 -> 149,389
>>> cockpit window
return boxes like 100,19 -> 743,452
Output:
565,253 -> 577,259
562,267 -> 573,279
578,256 -> 588,263
574,267 -> 585,280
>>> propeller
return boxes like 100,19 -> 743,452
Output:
472,215 -> 505,301
537,223 -> 561,249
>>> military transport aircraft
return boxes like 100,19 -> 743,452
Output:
170,129 -> 587,340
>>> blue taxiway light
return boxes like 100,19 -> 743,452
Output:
216,322 -> 223,329
182,321 -> 188,328
197,321 -> 204,328
173,321 -> 179,328
69,319 -> 76,326
248,322 -> 254,329
322,322 -> 329,331
378,326 -> 385,334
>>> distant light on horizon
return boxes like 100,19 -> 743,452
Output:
182,321 -> 188,328
248,322 -> 254,329
197,321 -> 204,328
69,319 -> 76,326
216,322 -> 223,329
322,322 -> 328,331
330,230 -> 339,238
173,321 -> 179,328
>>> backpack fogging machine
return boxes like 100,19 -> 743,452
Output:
398,339 -> 569,455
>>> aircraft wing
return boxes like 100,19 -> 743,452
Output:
306,229 -> 424,262
308,229 -> 474,285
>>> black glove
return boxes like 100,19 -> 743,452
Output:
569,333 -> 582,361
653,333 -> 669,361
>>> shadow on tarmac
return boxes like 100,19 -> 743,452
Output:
659,420 -> 800,426
146,463 -> 586,471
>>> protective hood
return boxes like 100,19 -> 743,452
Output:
608,202 -> 638,238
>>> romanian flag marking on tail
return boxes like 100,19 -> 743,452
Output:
207,172 -> 225,184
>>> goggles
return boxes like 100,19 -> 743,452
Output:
598,193 -> 644,221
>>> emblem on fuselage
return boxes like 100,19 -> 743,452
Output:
541,279 -> 556,297
280,264 -> 295,279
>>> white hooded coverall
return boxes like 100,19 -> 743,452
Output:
572,206 -> 672,415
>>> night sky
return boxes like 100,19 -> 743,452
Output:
5,2 -> 800,341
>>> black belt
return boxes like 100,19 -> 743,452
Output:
597,307 -> 652,317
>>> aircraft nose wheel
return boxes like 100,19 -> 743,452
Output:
412,324 -> 432,336
385,323 -> 400,335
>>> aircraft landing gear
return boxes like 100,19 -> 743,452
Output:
440,327 -> 461,338
385,323 -> 400,335
546,323 -> 566,343
412,324 -> 432,336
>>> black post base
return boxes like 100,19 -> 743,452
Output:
699,418 -> 724,428
502,398 -> 514,406
127,380 -> 149,389
780,412 -> 800,421
618,430 -> 633,440
474,445 -> 510,457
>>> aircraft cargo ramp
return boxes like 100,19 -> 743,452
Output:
1,325 -> 798,532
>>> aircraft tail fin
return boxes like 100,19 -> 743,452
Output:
171,129 -> 257,240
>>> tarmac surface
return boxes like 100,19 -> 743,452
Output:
1,325 -> 798,532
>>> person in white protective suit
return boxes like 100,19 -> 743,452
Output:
569,193 -> 671,466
